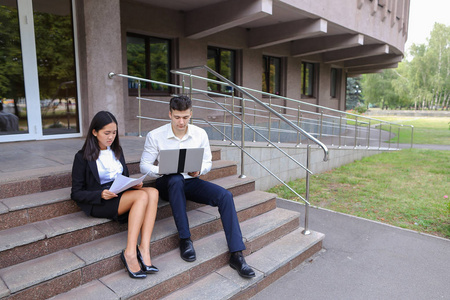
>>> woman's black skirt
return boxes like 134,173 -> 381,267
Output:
90,182 -> 130,224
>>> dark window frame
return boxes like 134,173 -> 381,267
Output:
262,55 -> 282,96
126,33 -> 172,96
301,62 -> 316,97
207,46 -> 236,94
330,67 -> 340,98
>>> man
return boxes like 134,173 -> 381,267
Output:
0,102 -> 19,132
140,95 -> 255,278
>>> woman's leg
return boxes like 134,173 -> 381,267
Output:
137,187 -> 159,266
118,189 -> 149,273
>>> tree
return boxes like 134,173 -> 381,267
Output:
359,23 -> 450,111
346,76 -> 363,109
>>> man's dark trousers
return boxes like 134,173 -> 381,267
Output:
156,174 -> 245,252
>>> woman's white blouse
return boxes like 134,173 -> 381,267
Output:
96,147 -> 123,185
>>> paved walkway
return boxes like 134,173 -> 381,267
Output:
251,199 -> 450,300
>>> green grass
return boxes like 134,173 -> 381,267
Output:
369,116 -> 450,145
268,149 -> 450,239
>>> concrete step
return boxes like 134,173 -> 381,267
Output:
0,147 -> 222,200
0,190 -> 277,298
160,227 -> 325,300
0,175 -> 258,269
0,159 -> 237,230
0,176 -> 260,268
38,207 -> 305,300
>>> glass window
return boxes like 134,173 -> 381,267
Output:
0,2 -> 26,135
126,33 -> 171,93
330,68 -> 340,98
33,0 -> 79,135
262,56 -> 281,95
301,62 -> 315,97
207,46 -> 235,93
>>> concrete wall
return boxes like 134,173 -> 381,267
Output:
79,0 -> 125,133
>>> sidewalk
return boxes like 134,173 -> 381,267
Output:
251,199 -> 450,300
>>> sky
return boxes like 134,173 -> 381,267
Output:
404,0 -> 450,52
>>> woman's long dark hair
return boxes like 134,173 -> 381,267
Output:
81,111 -> 122,161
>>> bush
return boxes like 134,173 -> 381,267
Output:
354,105 -> 367,114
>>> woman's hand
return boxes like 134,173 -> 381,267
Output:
132,182 -> 144,189
101,189 -> 118,200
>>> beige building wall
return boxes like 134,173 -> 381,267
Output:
80,0 -> 410,136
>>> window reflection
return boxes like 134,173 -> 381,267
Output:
262,55 -> 281,95
301,62 -> 315,97
33,0 -> 79,135
0,2 -> 28,135
127,33 -> 171,94
207,46 -> 235,93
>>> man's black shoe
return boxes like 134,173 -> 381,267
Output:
179,238 -> 196,262
229,251 -> 255,278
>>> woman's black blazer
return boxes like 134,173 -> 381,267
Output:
70,149 -> 129,216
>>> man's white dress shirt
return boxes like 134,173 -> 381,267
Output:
140,123 -> 212,178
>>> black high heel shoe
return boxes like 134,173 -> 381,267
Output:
120,250 -> 147,279
136,246 -> 159,274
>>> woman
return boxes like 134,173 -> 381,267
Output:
71,111 -> 158,279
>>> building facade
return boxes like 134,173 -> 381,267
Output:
0,0 -> 410,142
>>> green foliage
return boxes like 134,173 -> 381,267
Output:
0,4 -> 77,103
346,77 -> 363,109
354,105 -> 367,114
360,23 -> 450,111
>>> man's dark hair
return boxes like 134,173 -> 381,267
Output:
169,95 -> 192,112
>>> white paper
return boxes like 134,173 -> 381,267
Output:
109,172 -> 150,194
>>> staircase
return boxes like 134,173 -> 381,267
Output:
0,146 -> 324,299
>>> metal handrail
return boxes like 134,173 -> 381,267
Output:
135,113 -> 314,233
109,72 -> 410,150
171,66 -> 330,162
200,91 -> 312,174
108,69 -> 410,235
172,68 -> 414,149
194,117 -> 311,203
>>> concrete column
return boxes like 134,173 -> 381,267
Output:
82,0 -> 124,133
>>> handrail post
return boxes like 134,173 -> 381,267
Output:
378,122 -> 382,149
181,75 -> 185,94
296,105 -> 300,146
230,89 -> 235,144
138,80 -> 142,137
339,114 -> 342,148
302,144 -> 311,235
252,103 -> 256,142
189,70 -> 193,101
354,116 -> 358,148
239,99 -> 246,178
267,96 -> 272,145
222,97 -> 227,141
319,110 -> 323,140
367,120 -> 371,148
388,124 -> 392,149
278,109 -> 281,143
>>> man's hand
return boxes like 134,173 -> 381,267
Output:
101,189 -> 118,200
187,171 -> 200,177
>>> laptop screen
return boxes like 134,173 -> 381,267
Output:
158,148 -> 204,174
